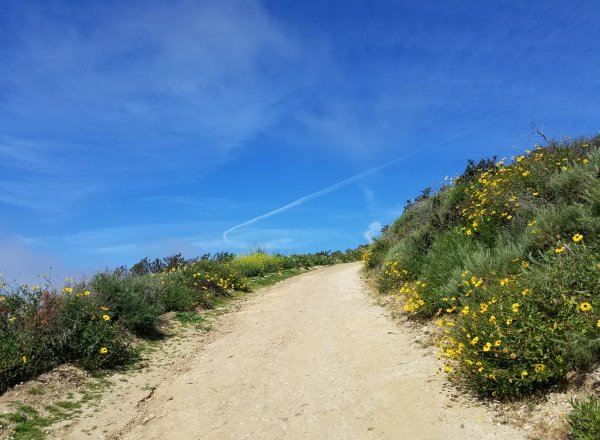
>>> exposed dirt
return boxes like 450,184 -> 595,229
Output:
38,262 -> 529,439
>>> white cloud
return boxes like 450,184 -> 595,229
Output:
363,221 -> 382,242
0,0 -> 305,210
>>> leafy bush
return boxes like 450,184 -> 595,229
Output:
568,395 -> 600,440
0,280 -> 133,393
51,291 -> 133,370
90,272 -> 163,335
156,271 -> 196,312
419,228 -> 476,290
229,252 -> 284,277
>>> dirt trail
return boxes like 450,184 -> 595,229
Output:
55,263 -> 525,439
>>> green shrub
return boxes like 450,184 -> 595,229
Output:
568,396 -> 600,440
0,281 -> 133,393
229,252 -> 284,277
420,228 -> 477,290
440,240 -> 600,398
548,164 -> 594,204
363,237 -> 392,270
90,272 -> 163,335
156,271 -> 196,312
51,292 -> 133,370
524,204 -> 599,253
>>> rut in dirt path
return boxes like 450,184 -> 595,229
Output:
116,262 -> 523,440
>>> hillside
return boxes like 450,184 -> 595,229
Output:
363,136 -> 600,406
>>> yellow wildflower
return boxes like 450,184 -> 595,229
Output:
22,356 -> 27,364
99,347 -> 108,354
483,342 -> 492,352
63,287 -> 73,293
580,302 -> 592,313
572,233 -> 583,242
534,364 -> 545,373
555,246 -> 566,254
480,303 -> 488,313
512,303 -> 520,313
494,340 -> 502,347
521,371 -> 529,378
102,314 -> 111,321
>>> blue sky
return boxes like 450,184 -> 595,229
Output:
0,0 -> 598,281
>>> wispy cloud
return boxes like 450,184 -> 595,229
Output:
223,111 -> 515,242
0,0 -> 304,210
363,222 -> 382,242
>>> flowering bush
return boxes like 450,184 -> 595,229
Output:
0,279 -> 132,394
366,135 -> 600,397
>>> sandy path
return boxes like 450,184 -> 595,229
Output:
99,262 -> 520,440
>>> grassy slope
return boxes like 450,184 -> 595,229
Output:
363,136 -> 600,400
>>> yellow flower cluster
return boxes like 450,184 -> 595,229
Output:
395,279 -> 427,313
383,260 -> 410,287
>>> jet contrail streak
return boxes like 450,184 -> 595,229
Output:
222,113 -> 512,243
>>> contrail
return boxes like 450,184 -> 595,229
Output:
222,113 -> 512,243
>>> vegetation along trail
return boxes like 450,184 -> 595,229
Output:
57,263 -> 524,439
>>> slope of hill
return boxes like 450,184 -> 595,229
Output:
363,136 -> 600,401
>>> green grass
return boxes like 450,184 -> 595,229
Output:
1,403 -> 56,440
173,311 -> 211,331
174,311 -> 206,325
568,395 -> 600,439
0,375 -> 112,439
27,387 -> 43,396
